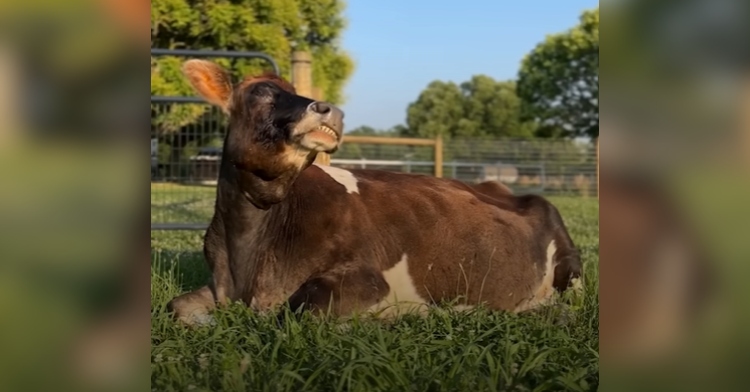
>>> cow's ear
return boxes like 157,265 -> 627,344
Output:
182,60 -> 233,112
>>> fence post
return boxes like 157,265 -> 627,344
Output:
312,87 -> 323,101
291,51 -> 313,97
596,137 -> 600,198
434,134 -> 444,178
292,50 -> 330,166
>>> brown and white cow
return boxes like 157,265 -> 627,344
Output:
167,60 -> 583,325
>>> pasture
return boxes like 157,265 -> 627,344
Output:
151,183 -> 599,391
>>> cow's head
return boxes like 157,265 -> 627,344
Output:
182,60 -> 344,209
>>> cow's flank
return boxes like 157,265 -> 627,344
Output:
167,60 -> 583,325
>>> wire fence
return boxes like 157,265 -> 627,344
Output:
333,137 -> 597,197
151,101 -> 598,230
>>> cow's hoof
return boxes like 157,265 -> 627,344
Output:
167,299 -> 216,327
182,313 -> 216,327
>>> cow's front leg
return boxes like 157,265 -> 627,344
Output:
284,266 -> 390,318
166,221 -> 233,327
167,286 -> 217,326
204,219 -> 234,306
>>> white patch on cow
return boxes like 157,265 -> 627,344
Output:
453,305 -> 476,312
514,240 -> 558,313
547,240 -> 557,267
315,164 -> 359,194
369,254 -> 429,317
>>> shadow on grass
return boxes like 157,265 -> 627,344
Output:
150,200 -> 213,225
151,249 -> 211,293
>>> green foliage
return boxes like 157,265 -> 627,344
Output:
517,8 -> 599,139
151,0 -> 354,134
406,76 -> 537,139
346,126 -> 400,137
151,193 -> 599,391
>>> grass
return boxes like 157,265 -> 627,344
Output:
151,183 -> 599,392
151,183 -> 216,224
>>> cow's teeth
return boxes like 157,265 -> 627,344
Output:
318,126 -> 336,137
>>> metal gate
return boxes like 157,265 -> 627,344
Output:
151,49 -> 280,231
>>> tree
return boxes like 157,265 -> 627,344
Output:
346,126 -> 381,136
405,76 -> 536,139
405,81 -> 465,138
346,125 -> 405,137
460,77 -> 537,138
517,7 -> 599,139
150,0 -> 354,178
151,0 -> 354,133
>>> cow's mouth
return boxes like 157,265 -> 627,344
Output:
296,122 -> 342,153
307,124 -> 339,141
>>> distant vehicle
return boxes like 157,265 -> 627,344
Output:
191,146 -> 223,161
189,147 -> 223,183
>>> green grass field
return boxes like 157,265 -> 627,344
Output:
151,183 -> 599,392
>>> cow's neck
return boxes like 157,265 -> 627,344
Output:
218,163 -> 302,300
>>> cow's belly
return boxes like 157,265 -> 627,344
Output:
367,254 -> 431,317
248,264 -> 309,312
369,234 -> 556,314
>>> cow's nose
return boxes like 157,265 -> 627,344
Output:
308,101 -> 332,115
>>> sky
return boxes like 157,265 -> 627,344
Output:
339,0 -> 599,132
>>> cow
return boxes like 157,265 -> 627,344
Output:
600,174 -> 714,366
167,59 -> 583,326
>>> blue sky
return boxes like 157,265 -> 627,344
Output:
339,0 -> 599,132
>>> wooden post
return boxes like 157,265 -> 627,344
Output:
312,87 -> 324,101
291,51 -> 313,98
596,137 -> 600,198
315,149 -> 332,166
340,136 -> 436,146
434,134 -> 444,178
292,51 -> 330,166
